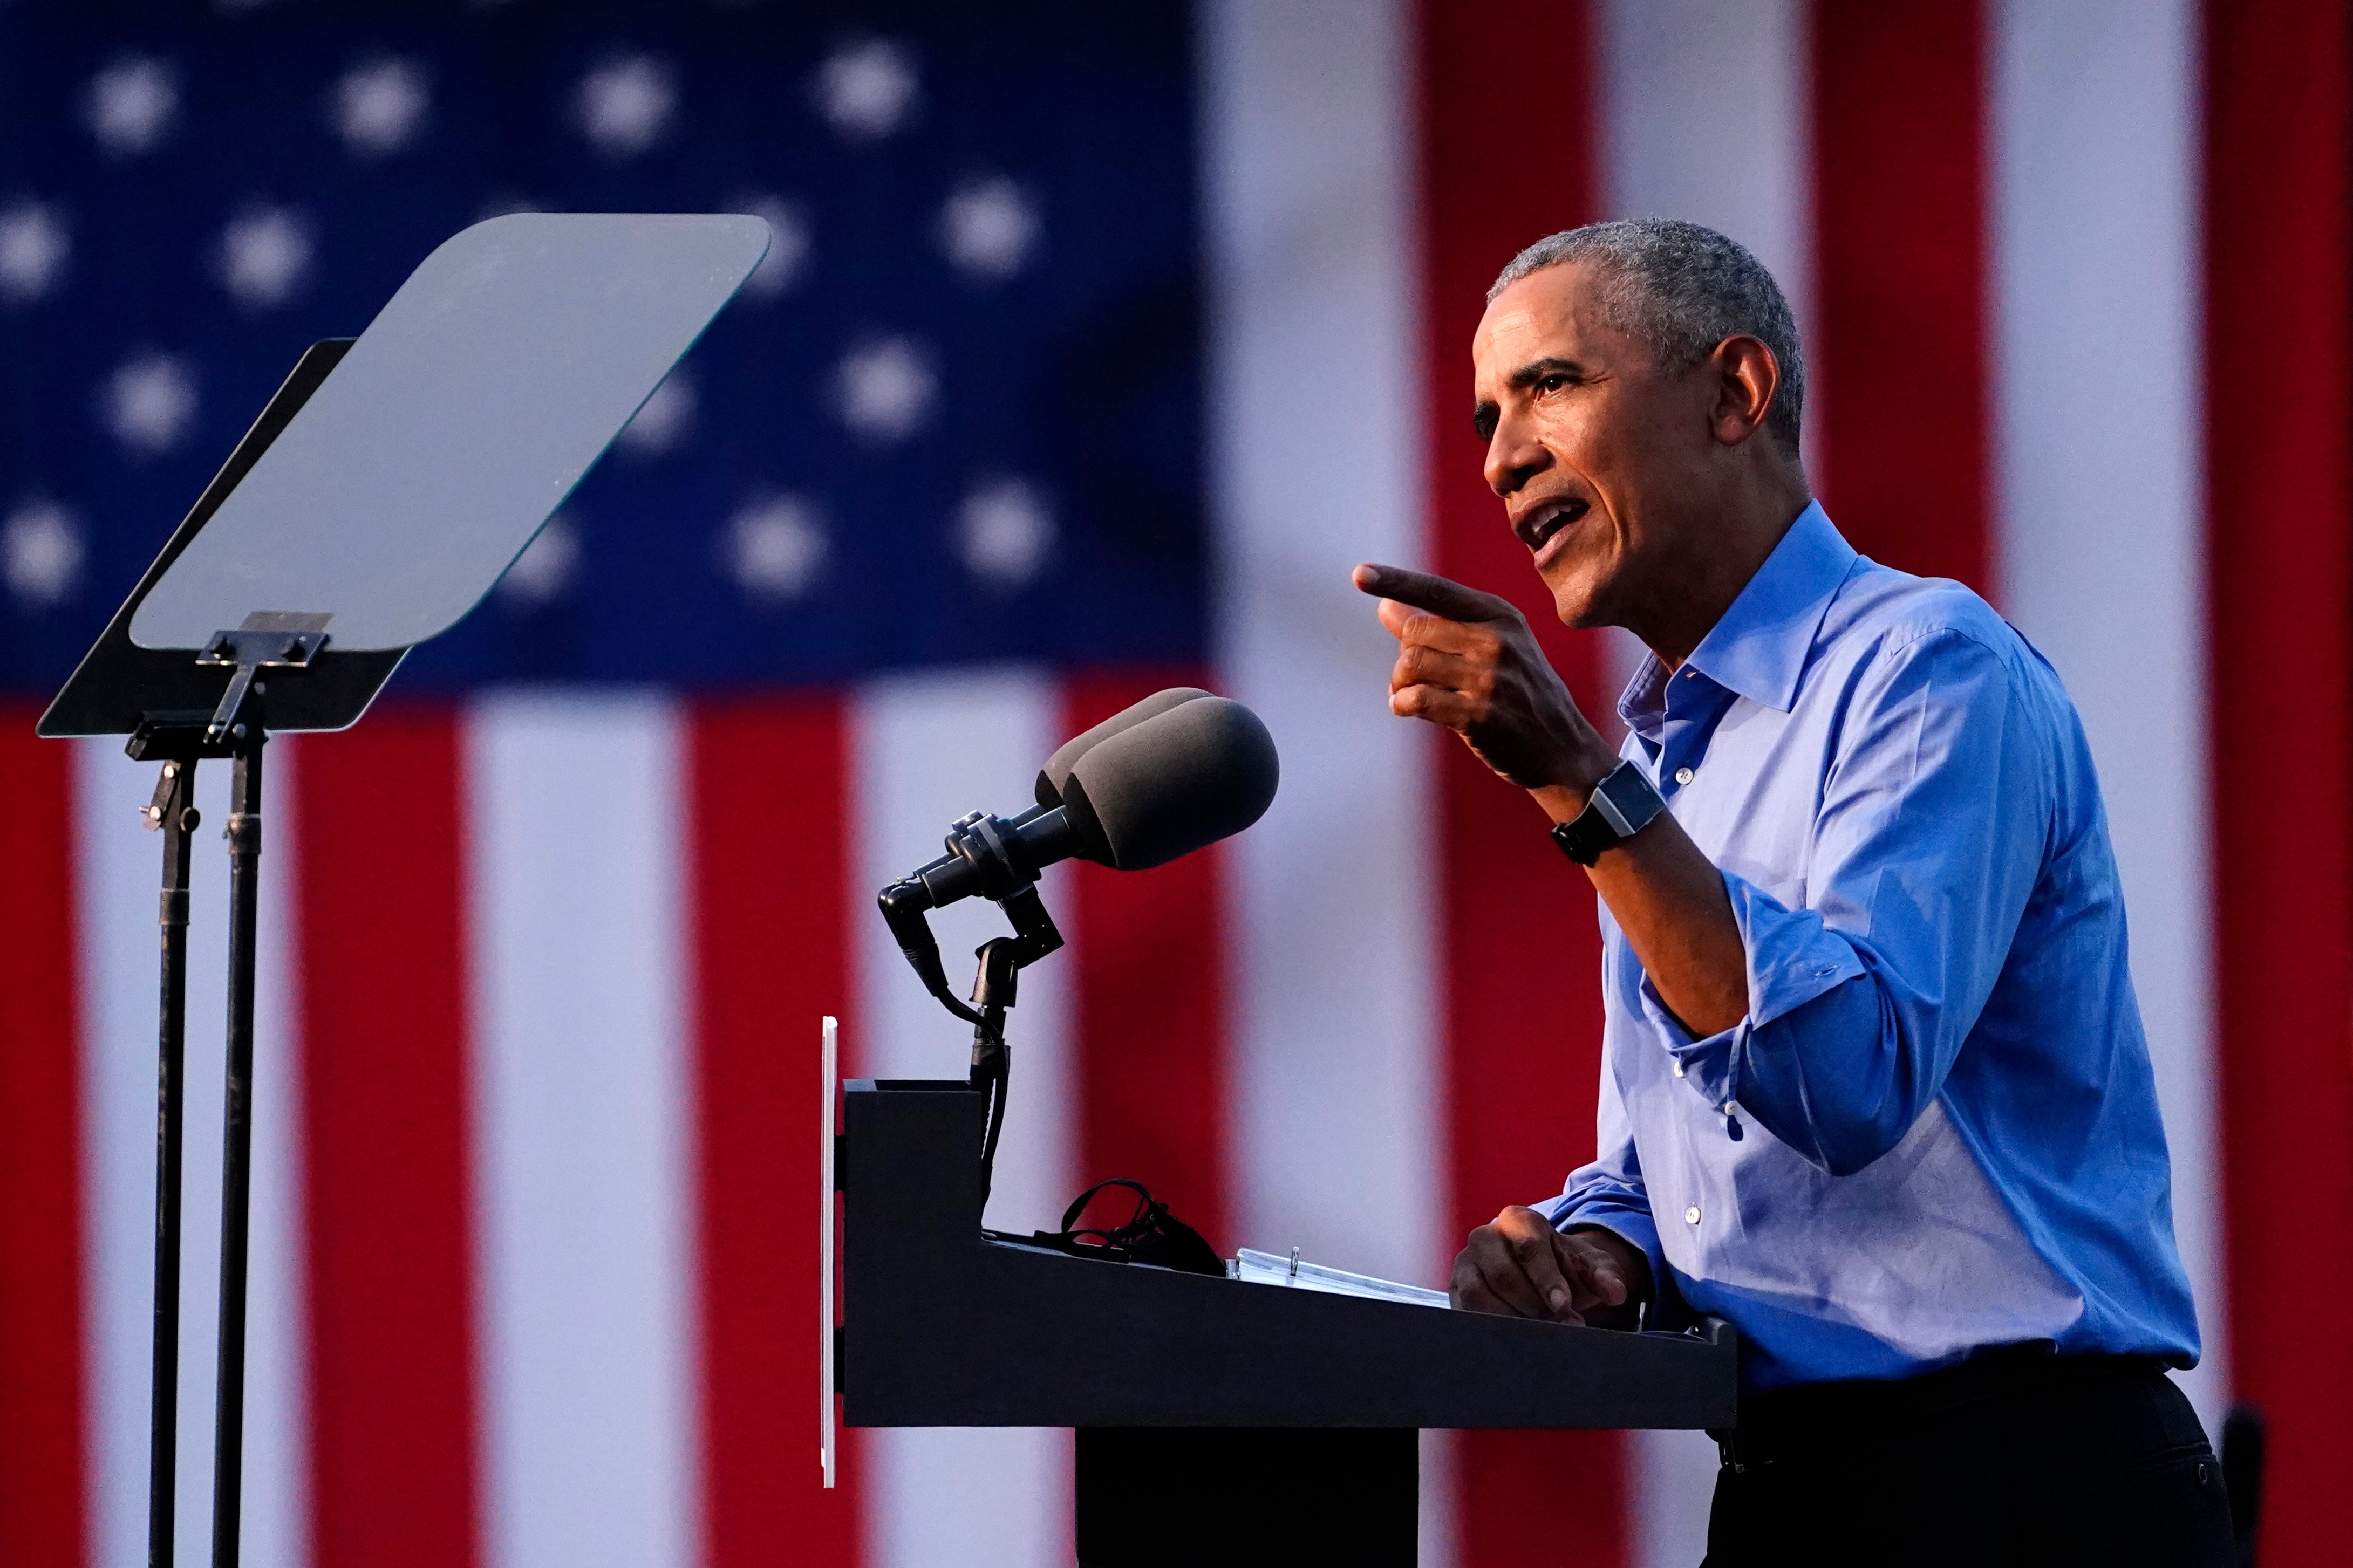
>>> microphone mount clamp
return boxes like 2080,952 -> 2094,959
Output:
877,803 -> 1073,1023
876,804 -> 1074,1207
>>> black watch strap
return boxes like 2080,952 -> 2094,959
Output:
1552,760 -> 1667,865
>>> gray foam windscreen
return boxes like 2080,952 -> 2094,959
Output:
1035,686 -> 1215,808
1060,695 -> 1279,870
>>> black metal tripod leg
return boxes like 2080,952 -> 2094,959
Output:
148,758 -> 199,1568
208,735 -> 264,1568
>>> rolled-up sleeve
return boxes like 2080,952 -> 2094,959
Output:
1649,627 -> 2048,1176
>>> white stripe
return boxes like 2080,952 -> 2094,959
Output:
1597,5 -> 1812,1559
77,740 -> 176,1568
1600,0 -> 1817,475
242,740 -> 310,1568
1599,0 -> 1812,324
1198,5 -> 1449,1558
850,667 -> 1075,1568
1197,0 -> 1438,1306
75,738 -> 308,1568
466,693 -> 699,1568
1990,0 -> 2221,1427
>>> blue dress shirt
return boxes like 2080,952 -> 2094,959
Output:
1540,503 -> 2200,1393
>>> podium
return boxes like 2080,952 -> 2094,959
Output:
835,1077 -> 1738,1566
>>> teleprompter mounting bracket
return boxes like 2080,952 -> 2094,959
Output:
193,613 -> 332,743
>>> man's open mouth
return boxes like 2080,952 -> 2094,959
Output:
1515,497 -> 1590,554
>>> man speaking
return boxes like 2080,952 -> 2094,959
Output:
1355,219 -> 2233,1564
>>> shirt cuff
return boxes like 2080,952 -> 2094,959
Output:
1720,868 -> 1868,1027
1633,870 -> 1870,1121
1635,973 -> 1741,1111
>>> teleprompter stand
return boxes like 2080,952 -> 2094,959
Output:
833,1078 -> 1740,1566
129,619 -> 328,1568
46,337 -> 399,1568
38,212 -> 770,1568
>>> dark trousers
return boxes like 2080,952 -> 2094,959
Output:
1702,1353 -> 2235,1567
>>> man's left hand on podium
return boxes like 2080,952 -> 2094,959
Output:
1451,1206 -> 1651,1330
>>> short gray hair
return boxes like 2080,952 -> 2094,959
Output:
1490,217 -> 1804,455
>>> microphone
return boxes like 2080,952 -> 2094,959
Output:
875,688 -> 1277,1208
1049,690 -> 1280,872
1035,685 -> 1215,811
876,688 -> 1279,994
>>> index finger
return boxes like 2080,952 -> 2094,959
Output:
1352,562 -> 1520,624
1557,1235 -> 1628,1310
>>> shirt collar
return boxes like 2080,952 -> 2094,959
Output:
1620,501 -> 1857,720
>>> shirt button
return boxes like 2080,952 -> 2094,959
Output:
1672,1058 -> 1687,1078
1674,766 -> 1694,785
1684,1205 -> 1702,1225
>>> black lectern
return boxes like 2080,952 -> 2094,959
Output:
40,212 -> 770,1568
835,1077 -> 1738,1566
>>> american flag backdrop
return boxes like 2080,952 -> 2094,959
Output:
1,3 -> 2348,1567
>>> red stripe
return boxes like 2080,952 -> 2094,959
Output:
1413,4 -> 1627,1563
2204,0 -> 2353,1556
289,713 -> 482,1568
686,698 -> 862,1568
1810,0 -> 1993,595
1063,671 -> 1231,1252
0,714 -> 88,1567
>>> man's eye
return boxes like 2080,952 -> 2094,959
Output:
1539,374 -> 1570,394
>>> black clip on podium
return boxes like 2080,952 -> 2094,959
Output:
38,213 -> 770,1568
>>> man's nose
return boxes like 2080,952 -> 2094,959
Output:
1484,414 -> 1551,497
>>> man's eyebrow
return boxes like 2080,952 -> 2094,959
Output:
1506,355 -> 1585,389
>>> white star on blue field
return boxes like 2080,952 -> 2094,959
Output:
0,1 -> 1205,695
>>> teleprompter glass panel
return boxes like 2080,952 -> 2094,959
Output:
129,211 -> 768,652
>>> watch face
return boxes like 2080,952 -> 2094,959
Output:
1611,763 -> 1666,819
1588,763 -> 1663,845
1554,762 -> 1663,865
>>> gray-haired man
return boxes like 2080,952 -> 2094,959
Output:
1355,219 -> 2233,1565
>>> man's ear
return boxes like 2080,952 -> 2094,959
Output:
1708,334 -> 1781,447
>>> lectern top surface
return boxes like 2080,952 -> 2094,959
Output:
128,211 -> 768,653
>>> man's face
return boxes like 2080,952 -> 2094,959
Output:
1471,261 -> 1713,628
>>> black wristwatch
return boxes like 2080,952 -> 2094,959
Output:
1552,759 -> 1667,865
